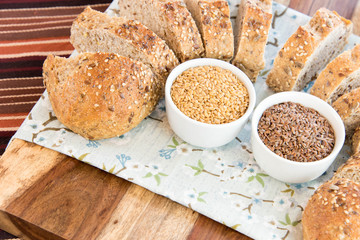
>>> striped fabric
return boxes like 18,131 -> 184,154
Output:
0,0 -> 111,239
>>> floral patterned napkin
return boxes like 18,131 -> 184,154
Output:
13,1 -> 360,239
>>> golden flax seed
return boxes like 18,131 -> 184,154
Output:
171,66 -> 249,124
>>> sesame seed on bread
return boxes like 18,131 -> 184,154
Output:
43,53 -> 161,140
302,178 -> 360,240
311,44 -> 360,104
184,0 -> 234,61
266,8 -> 353,92
232,0 -> 272,82
70,7 -> 179,96
117,0 -> 204,62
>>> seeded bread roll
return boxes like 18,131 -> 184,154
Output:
311,44 -> 360,104
332,87 -> 360,139
183,0 -> 233,61
117,0 -> 204,62
352,127 -> 360,154
333,152 -> 360,184
70,7 -> 179,94
43,53 -> 160,140
267,8 -> 353,92
231,0 -> 272,82
302,178 -> 360,240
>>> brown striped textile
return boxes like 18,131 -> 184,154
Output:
0,1 -> 112,239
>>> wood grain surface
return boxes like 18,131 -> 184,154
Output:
1,1 -> 360,240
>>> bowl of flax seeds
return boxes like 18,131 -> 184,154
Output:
251,92 -> 345,183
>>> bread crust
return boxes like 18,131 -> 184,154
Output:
353,127 -> 360,154
232,0 -> 272,82
333,152 -> 360,183
43,53 -> 160,140
311,44 -> 360,104
266,8 -> 353,92
117,0 -> 204,62
332,87 -> 360,138
184,0 -> 234,61
70,7 -> 179,94
302,178 -> 360,240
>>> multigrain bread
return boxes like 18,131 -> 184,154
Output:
117,0 -> 204,62
231,0 -> 272,82
43,53 -> 160,140
302,178 -> 360,240
266,8 -> 353,92
332,87 -> 360,138
333,152 -> 360,184
70,7 -> 179,94
183,0 -> 233,60
352,127 -> 360,154
311,44 -> 360,104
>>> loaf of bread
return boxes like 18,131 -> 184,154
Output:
117,0 -> 204,62
43,53 -> 160,140
332,87 -> 360,138
232,0 -> 272,82
302,178 -> 360,240
267,8 -> 353,92
333,152 -> 360,184
184,0 -> 233,61
353,127 -> 360,154
70,7 -> 179,94
311,44 -> 360,104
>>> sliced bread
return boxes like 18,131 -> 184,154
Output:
70,7 -> 179,93
183,0 -> 233,61
231,0 -> 272,82
332,87 -> 360,138
333,152 -> 360,184
353,127 -> 360,154
43,53 -> 160,140
311,44 -> 360,104
117,0 -> 204,62
266,8 -> 353,92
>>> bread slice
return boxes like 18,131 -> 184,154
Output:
267,8 -> 353,92
302,178 -> 360,240
333,152 -> 360,184
231,0 -> 272,82
43,53 -> 160,140
70,7 -> 179,94
332,87 -> 360,138
183,0 -> 233,61
117,0 -> 204,62
311,44 -> 360,104
353,127 -> 360,154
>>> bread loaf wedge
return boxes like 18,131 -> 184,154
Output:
311,44 -> 360,104
231,0 -> 272,82
353,127 -> 360,154
332,87 -> 360,138
302,178 -> 360,240
43,53 -> 160,140
267,8 -> 353,92
70,7 -> 179,94
117,0 -> 204,62
184,0 -> 233,60
333,152 -> 360,184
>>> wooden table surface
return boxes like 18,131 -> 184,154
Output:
1,1 -> 360,240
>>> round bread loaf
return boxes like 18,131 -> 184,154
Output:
302,178 -> 360,240
43,52 -> 160,140
333,152 -> 360,184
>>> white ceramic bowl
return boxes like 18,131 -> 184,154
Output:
251,91 -> 345,183
165,58 -> 256,148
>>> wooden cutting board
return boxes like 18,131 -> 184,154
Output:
0,139 -> 248,240
1,1 -> 358,239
